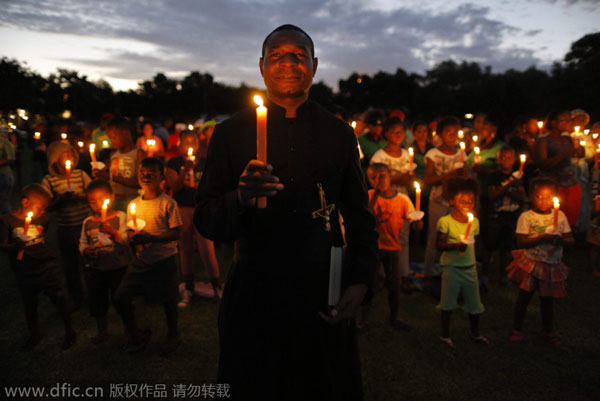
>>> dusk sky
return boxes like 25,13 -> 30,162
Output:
1,0 -> 598,92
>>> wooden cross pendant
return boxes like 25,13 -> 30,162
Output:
312,183 -> 335,232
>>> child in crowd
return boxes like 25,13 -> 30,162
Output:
436,177 -> 487,347
114,157 -> 182,354
0,184 -> 76,350
507,177 -> 573,347
80,180 -> 130,344
370,117 -> 415,293
165,131 -> 221,307
95,118 -> 144,212
41,141 -> 91,309
481,147 -> 526,287
358,163 -> 421,331
136,122 -> 165,159
424,117 -> 467,281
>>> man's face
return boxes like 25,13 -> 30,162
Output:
260,30 -> 317,101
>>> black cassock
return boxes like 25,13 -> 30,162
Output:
194,99 -> 378,401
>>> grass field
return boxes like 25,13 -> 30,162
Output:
2,150 -> 599,400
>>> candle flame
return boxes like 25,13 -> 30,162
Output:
408,147 -> 414,156
520,154 -> 526,162
593,133 -> 598,140
130,203 -> 136,214
77,141 -> 84,148
34,132 -> 41,139
147,139 -> 156,146
253,95 -> 264,107
467,212 -> 474,222
61,133 -> 67,139
90,143 -> 95,151
102,140 -> 109,148
188,124 -> 194,130
574,126 -> 580,133
458,130 -> 464,138
537,121 -> 544,128
65,160 -> 71,169
553,197 -> 560,207
414,181 -> 420,191
580,140 -> 586,147
351,121 -> 356,128
474,146 -> 480,155
26,211 -> 33,220
472,135 -> 478,143
103,199 -> 110,207
460,142 -> 466,150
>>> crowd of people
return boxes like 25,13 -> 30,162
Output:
1,106 -> 598,354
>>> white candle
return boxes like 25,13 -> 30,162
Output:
254,95 -> 268,209
464,212 -> 474,238
414,181 -> 421,212
474,146 -> 481,164
459,142 -> 466,162
146,139 -> 155,157
518,154 -> 526,175
65,160 -> 72,189
130,203 -> 137,228
102,140 -> 109,148
408,147 -> 414,165
101,199 -> 110,222
89,143 -> 97,163
537,121 -> 544,135
553,197 -> 560,229
17,211 -> 34,260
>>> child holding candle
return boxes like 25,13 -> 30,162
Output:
95,118 -> 144,212
165,131 -> 221,306
358,163 -> 422,331
423,116 -> 467,281
480,147 -> 526,288
80,180 -> 130,344
0,184 -> 76,350
436,177 -> 487,347
41,141 -> 92,310
507,177 -> 573,347
114,157 -> 182,354
136,122 -> 165,159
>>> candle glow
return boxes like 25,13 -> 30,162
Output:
102,140 -> 109,148
474,146 -> 481,164
464,212 -> 474,239
34,132 -> 41,140
17,211 -> 34,261
101,199 -> 110,222
77,141 -> 84,148
408,147 -> 414,165
254,95 -> 268,208
553,197 -> 560,229
130,203 -> 137,228
414,181 -> 421,212
459,142 -> 466,162
518,154 -> 526,175
61,133 -> 67,140
89,143 -> 97,163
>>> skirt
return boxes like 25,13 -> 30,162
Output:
506,250 -> 568,298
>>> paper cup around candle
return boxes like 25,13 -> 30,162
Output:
453,161 -> 464,169
407,163 -> 417,171
408,211 -> 425,221
90,161 -> 106,170
459,234 -> 476,245
127,219 -> 146,231
512,171 -> 524,180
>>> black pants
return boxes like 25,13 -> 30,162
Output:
57,224 -> 84,306
84,266 -> 127,317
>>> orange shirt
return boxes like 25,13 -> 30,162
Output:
369,190 -> 414,251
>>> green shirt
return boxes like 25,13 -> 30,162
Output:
437,214 -> 479,267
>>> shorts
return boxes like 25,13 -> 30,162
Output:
437,265 -> 485,314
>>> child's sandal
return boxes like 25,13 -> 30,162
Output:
509,330 -> 523,344
471,335 -> 490,345
439,336 -> 455,348
540,331 -> 562,348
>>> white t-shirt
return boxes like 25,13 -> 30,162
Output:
424,147 -> 461,200
515,209 -> 571,264
371,148 -> 412,193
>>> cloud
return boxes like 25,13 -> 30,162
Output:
0,0 -> 549,89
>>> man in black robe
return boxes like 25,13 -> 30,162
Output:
194,24 -> 378,401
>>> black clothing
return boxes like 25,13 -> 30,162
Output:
195,100 -> 378,401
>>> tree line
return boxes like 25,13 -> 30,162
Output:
1,32 -> 598,129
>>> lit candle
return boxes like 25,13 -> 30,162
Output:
580,140 -> 586,148
254,95 -> 268,209
537,121 -> 544,135
130,203 -> 138,228
17,211 -> 34,261
101,199 -> 110,222
474,146 -> 481,164
188,124 -> 194,131
464,212 -> 474,239
351,121 -> 356,129
472,135 -> 478,144
593,133 -> 599,142
65,160 -> 72,189
146,139 -> 155,157
61,133 -> 68,142
102,140 -> 109,148
414,181 -> 421,212
408,147 -> 414,165
574,126 -> 581,134
553,197 -> 560,229
187,147 -> 195,187
89,143 -> 97,163
77,141 -> 84,149
459,142 -> 466,162
584,129 -> 590,135
458,130 -> 464,139
34,132 -> 41,140
518,154 -> 526,175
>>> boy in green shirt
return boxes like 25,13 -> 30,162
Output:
436,177 -> 488,347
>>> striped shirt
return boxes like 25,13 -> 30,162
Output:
41,169 -> 91,226
127,193 -> 182,267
